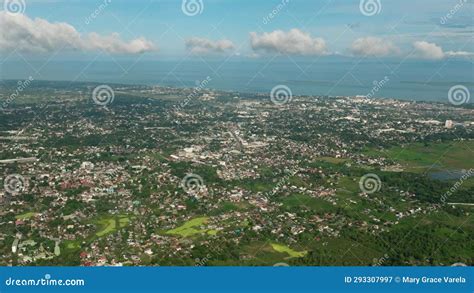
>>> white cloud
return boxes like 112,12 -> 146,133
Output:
250,29 -> 327,56
413,41 -> 473,59
413,41 -> 445,60
185,37 -> 235,55
445,50 -> 474,57
0,12 -> 156,54
350,37 -> 400,57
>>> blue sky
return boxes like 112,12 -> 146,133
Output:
1,0 -> 473,59
0,0 -> 472,101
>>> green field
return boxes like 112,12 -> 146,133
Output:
64,241 -> 80,250
366,141 -> 474,172
96,216 -> 130,237
166,217 -> 217,237
271,243 -> 307,258
281,194 -> 336,213
15,212 -> 38,220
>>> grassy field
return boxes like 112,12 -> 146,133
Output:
61,215 -> 131,254
280,194 -> 336,213
271,243 -> 307,258
64,241 -> 80,249
15,212 -> 38,220
166,217 -> 217,237
96,215 -> 130,237
365,141 -> 474,172
209,201 -> 248,216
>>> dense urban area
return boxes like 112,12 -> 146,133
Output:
0,80 -> 473,266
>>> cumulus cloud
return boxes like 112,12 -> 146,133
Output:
250,29 -> 328,56
185,37 -> 235,55
350,37 -> 400,57
413,41 -> 445,59
0,12 -> 156,54
413,41 -> 473,59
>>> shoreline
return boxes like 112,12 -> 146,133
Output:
1,78 -> 473,107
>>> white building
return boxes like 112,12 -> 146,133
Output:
445,120 -> 454,129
